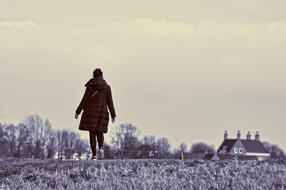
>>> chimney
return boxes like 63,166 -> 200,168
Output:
237,130 -> 241,140
255,131 -> 260,141
246,131 -> 251,140
224,130 -> 228,140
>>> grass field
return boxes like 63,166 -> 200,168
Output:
0,159 -> 285,190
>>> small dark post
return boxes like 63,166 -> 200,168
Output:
247,131 -> 251,140
224,130 -> 228,140
255,131 -> 260,141
237,130 -> 241,140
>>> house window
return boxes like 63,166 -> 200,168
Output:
239,148 -> 243,154
234,147 -> 238,154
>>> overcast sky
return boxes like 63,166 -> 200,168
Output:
0,0 -> 286,150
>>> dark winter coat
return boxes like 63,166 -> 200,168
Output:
76,77 -> 116,133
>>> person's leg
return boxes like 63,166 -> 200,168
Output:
96,132 -> 104,159
89,131 -> 97,157
96,132 -> 104,150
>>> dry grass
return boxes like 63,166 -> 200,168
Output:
0,159 -> 285,190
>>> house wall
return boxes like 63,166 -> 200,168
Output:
245,152 -> 270,157
230,140 -> 246,155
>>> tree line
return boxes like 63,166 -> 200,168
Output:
0,115 -> 89,159
0,114 -> 285,160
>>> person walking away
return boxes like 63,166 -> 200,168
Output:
75,68 -> 116,160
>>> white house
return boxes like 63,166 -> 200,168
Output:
213,130 -> 270,161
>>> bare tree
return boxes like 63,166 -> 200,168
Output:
137,135 -> 157,158
179,143 -> 188,160
15,123 -> 29,157
57,130 -> 84,159
0,123 -> 9,157
142,135 -> 156,147
155,137 -> 171,159
23,115 -> 54,158
0,114 -> 90,160
3,124 -> 17,157
190,143 -> 215,154
46,134 -> 56,159
24,114 -> 43,158
111,123 -> 140,158
57,130 -> 64,160
74,137 -> 90,160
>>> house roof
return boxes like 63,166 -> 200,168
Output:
241,140 -> 269,153
217,139 -> 269,154
217,139 -> 237,152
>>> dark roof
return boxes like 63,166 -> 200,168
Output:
241,140 -> 269,153
217,139 -> 237,153
217,139 -> 269,154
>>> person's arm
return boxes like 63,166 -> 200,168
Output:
107,86 -> 116,122
75,87 -> 92,116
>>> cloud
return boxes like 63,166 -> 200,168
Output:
120,18 -> 196,39
2,18 -> 286,61
96,18 -> 286,41
0,21 -> 40,31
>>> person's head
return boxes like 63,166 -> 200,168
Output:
93,68 -> 103,78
